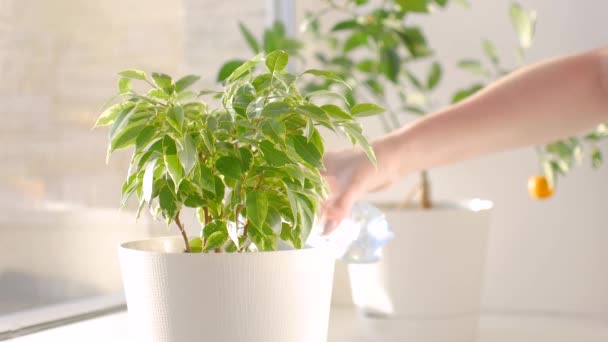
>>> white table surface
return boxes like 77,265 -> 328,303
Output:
10,306 -> 608,342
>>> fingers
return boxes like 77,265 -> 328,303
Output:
322,183 -> 362,235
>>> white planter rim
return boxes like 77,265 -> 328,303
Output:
372,198 -> 493,213
120,235 -> 330,256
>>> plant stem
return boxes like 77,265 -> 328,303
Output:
243,221 -> 250,242
420,170 -> 432,209
235,204 -> 243,252
200,205 -> 210,225
175,212 -> 191,253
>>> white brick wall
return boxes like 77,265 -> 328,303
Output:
0,0 -> 183,207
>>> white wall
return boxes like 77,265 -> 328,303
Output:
296,0 -> 608,315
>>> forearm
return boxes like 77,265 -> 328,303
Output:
379,48 -> 608,176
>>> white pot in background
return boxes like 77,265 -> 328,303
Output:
119,236 -> 335,342
347,199 -> 493,342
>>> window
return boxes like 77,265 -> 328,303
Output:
0,0 -> 269,335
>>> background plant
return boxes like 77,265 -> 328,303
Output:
454,2 -> 607,190
95,51 -> 380,253
227,0 -> 607,205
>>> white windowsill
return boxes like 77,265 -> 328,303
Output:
6,305 -> 608,342
0,294 -> 125,340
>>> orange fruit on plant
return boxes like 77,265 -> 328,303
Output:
528,175 -> 554,199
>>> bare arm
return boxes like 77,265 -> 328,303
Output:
323,48 -> 608,228
381,48 -> 608,177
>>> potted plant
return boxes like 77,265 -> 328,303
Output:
222,1 -> 531,340
301,1 -> 540,340
94,50 -> 380,341
453,2 -> 607,199
224,4 -> 491,332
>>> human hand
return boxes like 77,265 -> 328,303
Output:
321,141 -> 402,234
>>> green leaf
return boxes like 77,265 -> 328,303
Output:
111,122 -> 147,151
142,159 -> 157,203
482,39 -> 499,65
304,118 -> 315,141
261,101 -> 291,117
261,120 -> 286,142
591,148 -> 603,169
180,181 -> 205,208
239,22 -> 261,54
351,103 -> 385,117
178,134 -> 197,174
148,88 -> 170,100
118,69 -> 147,80
167,106 -> 184,134
451,84 -> 484,104
260,141 -> 290,167
135,126 -> 157,150
398,27 -> 432,58
216,156 -> 242,180
380,48 -> 400,83
365,79 -> 384,96
118,77 -> 131,94
542,160 -> 558,188
321,104 -> 352,121
108,105 -> 135,140
265,50 -> 289,72
203,231 -> 228,252
251,73 -> 274,93
342,122 -> 376,166
306,90 -> 349,105
427,62 -> 442,90
201,130 -> 214,155
294,192 -> 315,243
285,186 -> 299,228
296,104 -> 330,122
458,60 -> 491,77
217,60 -> 246,82
396,0 -> 429,12
310,129 -> 324,156
331,19 -> 359,32
247,190 -> 269,229
199,165 -> 216,193
227,54 -> 264,82
280,222 -> 293,242
510,2 -> 537,50
585,124 -> 608,142
435,0 -> 448,7
263,21 -> 287,53
406,71 -> 424,91
159,186 -> 178,223
177,91 -> 196,102
239,147 -> 253,171
152,72 -> 173,89
233,83 -> 256,116
164,137 -> 183,190
301,69 -> 351,90
343,31 -> 368,52
289,135 -> 322,168
405,105 -> 426,115
175,75 -> 200,92
282,164 -> 305,187
203,220 -> 227,238
356,59 -> 379,73
95,102 -> 134,127
245,97 -> 264,119
189,237 -> 203,253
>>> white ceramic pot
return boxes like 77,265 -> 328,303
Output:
348,199 -> 493,342
119,236 -> 335,342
